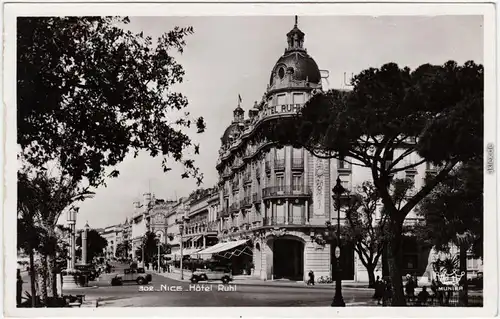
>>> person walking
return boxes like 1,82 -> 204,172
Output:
16,269 -> 23,306
373,276 -> 384,305
307,270 -> 315,286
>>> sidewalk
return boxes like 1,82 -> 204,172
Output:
150,269 -> 372,290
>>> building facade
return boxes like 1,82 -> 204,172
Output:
212,18 -> 444,282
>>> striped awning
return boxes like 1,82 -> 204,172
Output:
197,239 -> 248,255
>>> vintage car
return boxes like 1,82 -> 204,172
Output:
190,266 -> 233,284
111,267 -> 152,286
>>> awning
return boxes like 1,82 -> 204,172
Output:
173,248 -> 200,257
197,239 -> 249,255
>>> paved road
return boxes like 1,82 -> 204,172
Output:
62,270 -> 376,307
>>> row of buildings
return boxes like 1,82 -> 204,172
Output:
96,17 -> 482,283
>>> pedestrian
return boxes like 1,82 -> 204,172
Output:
307,270 -> 315,286
17,269 -> 23,306
373,276 -> 384,305
405,276 -> 415,299
417,286 -> 430,306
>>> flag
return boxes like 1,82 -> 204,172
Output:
238,94 -> 242,105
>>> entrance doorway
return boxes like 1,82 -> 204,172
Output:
273,238 -> 304,280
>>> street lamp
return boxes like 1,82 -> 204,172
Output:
331,177 -> 346,307
178,216 -> 190,280
157,242 -> 161,273
62,208 -> 79,290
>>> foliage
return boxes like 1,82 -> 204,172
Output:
76,229 -> 108,262
257,60 -> 483,305
17,17 -> 206,188
142,231 -> 159,263
342,179 -> 414,287
416,157 -> 483,258
115,239 -> 132,259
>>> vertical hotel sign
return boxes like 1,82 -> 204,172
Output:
264,103 -> 304,116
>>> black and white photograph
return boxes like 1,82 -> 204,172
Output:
2,3 -> 498,317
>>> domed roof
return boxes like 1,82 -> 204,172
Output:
269,51 -> 321,85
269,16 -> 321,86
221,123 -> 240,144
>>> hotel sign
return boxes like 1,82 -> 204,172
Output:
264,103 -> 304,116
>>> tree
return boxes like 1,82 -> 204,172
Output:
343,180 -> 414,288
17,169 -> 94,303
142,231 -> 159,263
416,156 -> 483,305
257,61 -> 483,305
76,229 -> 108,263
17,16 -> 206,188
116,239 -> 132,259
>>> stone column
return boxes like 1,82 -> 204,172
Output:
203,236 -> 206,249
285,199 -> 289,224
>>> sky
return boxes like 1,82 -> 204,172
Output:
69,15 -> 483,229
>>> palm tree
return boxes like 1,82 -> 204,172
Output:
18,169 -> 94,302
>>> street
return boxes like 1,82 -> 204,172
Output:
28,262 -> 371,307
67,273 -> 375,307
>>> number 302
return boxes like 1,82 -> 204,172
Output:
139,285 -> 154,292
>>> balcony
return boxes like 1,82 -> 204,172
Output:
291,157 -> 304,170
265,160 -> 271,172
243,172 -> 251,184
217,209 -> 229,219
230,202 -> 240,213
262,215 -> 306,226
242,196 -> 252,208
262,185 -> 312,199
252,193 -> 262,204
274,159 -> 285,171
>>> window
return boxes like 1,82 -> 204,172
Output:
293,93 -> 305,105
276,174 -> 285,191
277,94 -> 287,106
338,159 -> 351,170
266,174 -> 271,187
292,174 -> 303,191
278,67 -> 285,79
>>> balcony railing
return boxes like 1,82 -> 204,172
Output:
243,172 -> 251,184
292,158 -> 304,170
274,159 -> 285,170
262,215 -> 306,226
252,193 -> 262,204
230,202 -> 240,213
262,185 -> 312,199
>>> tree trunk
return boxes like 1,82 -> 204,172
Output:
459,244 -> 468,306
28,249 -> 37,307
388,219 -> 406,306
367,265 -> 376,288
35,253 -> 48,304
47,253 -> 57,298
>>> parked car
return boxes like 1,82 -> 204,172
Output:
190,266 -> 232,284
111,267 -> 152,286
75,264 -> 99,281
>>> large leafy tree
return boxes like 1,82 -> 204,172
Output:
76,229 -> 108,263
416,156 -> 483,305
258,61 -> 483,305
17,16 -> 206,188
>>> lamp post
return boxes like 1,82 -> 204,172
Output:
178,216 -> 190,280
331,177 -> 346,307
157,242 -> 161,273
82,222 -> 89,265
62,208 -> 79,290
